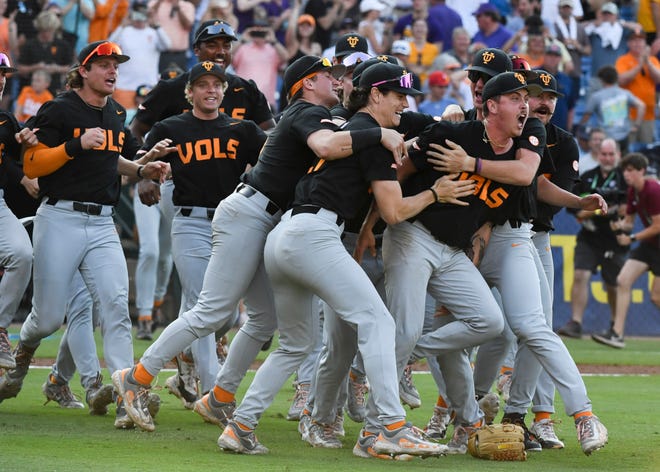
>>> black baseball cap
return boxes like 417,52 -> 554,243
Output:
527,69 -> 564,97
334,33 -> 369,59
482,72 -> 534,103
359,62 -> 423,96
193,20 -> 238,46
352,55 -> 398,86
466,48 -> 512,77
160,62 -> 184,80
188,61 -> 227,85
284,55 -> 346,98
78,40 -> 129,66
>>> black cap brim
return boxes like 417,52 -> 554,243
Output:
0,66 -> 17,73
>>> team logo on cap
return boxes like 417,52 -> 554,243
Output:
377,55 -> 389,62
482,51 -> 495,64
347,36 -> 360,48
540,73 -> 552,86
514,72 -> 526,84
202,61 -> 215,71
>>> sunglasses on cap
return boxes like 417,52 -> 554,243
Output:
81,42 -> 123,66
342,52 -> 371,68
468,70 -> 492,84
0,53 -> 13,69
197,22 -> 237,40
372,72 -> 413,88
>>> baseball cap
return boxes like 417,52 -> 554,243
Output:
558,0 -> 574,7
601,2 -> 618,15
466,48 -> 512,77
360,0 -> 385,13
0,52 -> 17,73
628,29 -> 647,39
334,33 -> 369,59
428,71 -> 449,87
359,62 -> 423,96
545,44 -> 562,56
473,2 -> 499,18
297,14 -> 316,27
161,62 -> 185,80
391,40 -> 411,56
351,55 -> 398,86
78,41 -> 129,66
509,54 -> 538,79
481,72 -> 531,103
188,61 -> 227,85
284,55 -> 346,98
193,20 -> 238,46
527,69 -> 564,97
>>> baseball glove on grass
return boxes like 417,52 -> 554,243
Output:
467,423 -> 527,461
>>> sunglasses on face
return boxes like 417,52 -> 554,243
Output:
199,22 -> 236,39
0,53 -> 12,69
81,42 -> 123,66
342,52 -> 371,68
372,72 -> 413,88
468,70 -> 492,84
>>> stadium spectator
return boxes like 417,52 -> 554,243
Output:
471,2 -> 513,49
580,65 -> 645,153
109,3 -> 171,110
54,0 -> 95,53
15,68 -> 53,123
149,0 -> 195,73
88,0 -> 129,43
615,29 -> 660,149
16,10 -> 74,95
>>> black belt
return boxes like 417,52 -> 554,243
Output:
236,183 -> 280,216
47,198 -> 103,216
508,219 -> 528,228
291,205 -> 344,226
180,207 -> 215,220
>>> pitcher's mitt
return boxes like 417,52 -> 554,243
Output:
467,423 -> 527,461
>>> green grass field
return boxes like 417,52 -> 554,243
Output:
1,327 -> 659,471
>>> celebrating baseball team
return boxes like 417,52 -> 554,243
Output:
4,0 -> 660,463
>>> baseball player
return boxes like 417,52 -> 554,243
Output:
0,53 -> 35,370
129,19 -> 275,399
0,41 -> 166,419
432,71 -> 610,455
219,62 -> 453,457
472,70 -> 581,449
112,55 -> 407,435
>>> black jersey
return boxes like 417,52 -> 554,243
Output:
293,112 -> 397,220
532,124 -> 580,232
0,111 -> 22,191
31,91 -> 136,205
488,117 -> 549,225
143,112 -> 265,208
134,72 -> 273,128
244,100 -> 339,211
406,120 -> 526,249
571,165 -> 628,249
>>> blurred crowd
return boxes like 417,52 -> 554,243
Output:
0,0 -> 657,153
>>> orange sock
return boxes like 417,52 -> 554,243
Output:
473,418 -> 484,428
436,396 -> 448,408
213,385 -> 235,403
138,315 -> 152,321
302,408 -> 311,416
574,411 -> 593,421
235,421 -> 252,432
349,370 -> 358,381
133,363 -> 154,386
500,365 -> 513,375
153,299 -> 164,308
385,420 -> 406,431
535,412 -> 552,422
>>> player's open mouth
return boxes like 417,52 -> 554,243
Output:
106,78 -> 116,86
517,114 -> 527,127
534,106 -> 550,117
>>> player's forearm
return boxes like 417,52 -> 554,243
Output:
537,175 -> 582,208
476,155 -> 538,186
23,142 -> 74,178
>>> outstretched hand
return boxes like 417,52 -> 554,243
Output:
430,173 -> 475,206
426,140 -> 473,173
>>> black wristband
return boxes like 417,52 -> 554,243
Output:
64,137 -> 83,157
137,165 -> 144,179
429,187 -> 439,203
350,128 -> 382,153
